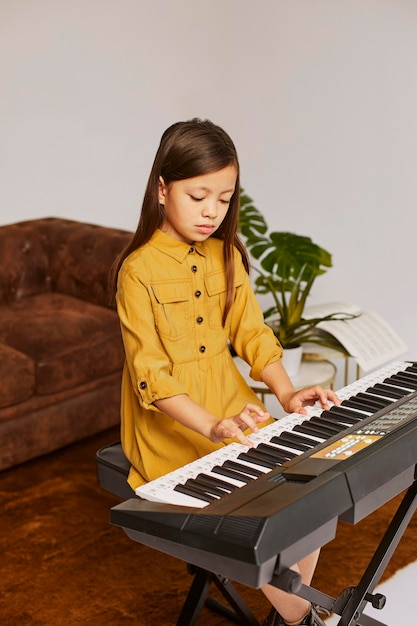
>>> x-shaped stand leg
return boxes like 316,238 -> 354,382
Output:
271,479 -> 417,626
177,565 -> 259,626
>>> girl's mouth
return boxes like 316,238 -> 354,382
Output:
196,224 -> 215,234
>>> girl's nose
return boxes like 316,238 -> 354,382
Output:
202,200 -> 217,218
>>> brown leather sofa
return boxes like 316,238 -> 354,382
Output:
0,217 -> 132,471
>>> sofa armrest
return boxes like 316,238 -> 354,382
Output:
0,220 -> 51,304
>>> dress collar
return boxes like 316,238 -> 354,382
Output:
149,229 -> 207,263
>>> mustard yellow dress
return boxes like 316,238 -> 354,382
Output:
117,229 -> 283,489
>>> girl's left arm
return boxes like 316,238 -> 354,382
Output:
229,252 -> 340,413
260,359 -> 341,415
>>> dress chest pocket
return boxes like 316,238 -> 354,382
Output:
150,281 -> 191,340
204,270 -> 244,330
204,271 -> 228,330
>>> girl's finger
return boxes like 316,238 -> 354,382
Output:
244,403 -> 268,417
234,429 -> 255,448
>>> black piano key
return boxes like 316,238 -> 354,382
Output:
320,410 -> 364,426
293,422 -> 335,439
388,370 -> 417,380
242,445 -> 279,463
366,385 -> 398,400
212,464 -> 254,484
405,365 -> 417,374
265,444 -> 298,459
223,459 -> 264,478
365,385 -> 400,401
389,374 -> 417,390
373,383 -> 409,398
270,433 -> 311,452
309,412 -> 346,435
174,482 -> 216,503
256,443 -> 294,463
355,392 -> 392,409
195,473 -> 237,492
251,444 -> 283,461
328,405 -> 365,420
395,370 -> 417,381
279,431 -> 318,448
384,376 -> 416,391
341,398 -> 372,413
238,449 -> 278,469
184,478 -> 227,498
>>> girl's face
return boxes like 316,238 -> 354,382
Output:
158,165 -> 237,244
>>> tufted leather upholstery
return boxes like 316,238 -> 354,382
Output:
0,217 -> 132,471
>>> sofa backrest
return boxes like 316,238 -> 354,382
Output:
0,218 -> 132,307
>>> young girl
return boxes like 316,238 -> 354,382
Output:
114,118 -> 337,626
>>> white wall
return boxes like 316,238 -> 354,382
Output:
1,0 -> 416,360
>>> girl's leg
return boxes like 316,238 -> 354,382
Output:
261,549 -> 320,625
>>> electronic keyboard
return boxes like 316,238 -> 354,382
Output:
111,361 -> 417,594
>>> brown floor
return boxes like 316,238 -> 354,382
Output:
1,426 -> 416,625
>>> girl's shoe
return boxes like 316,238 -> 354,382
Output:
262,604 -> 330,626
261,607 -> 286,626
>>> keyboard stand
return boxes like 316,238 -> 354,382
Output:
178,565 -> 259,625
96,441 -> 260,626
271,478 -> 417,626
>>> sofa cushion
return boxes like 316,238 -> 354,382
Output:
0,293 -> 125,396
0,344 -> 35,409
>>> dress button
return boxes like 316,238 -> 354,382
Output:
191,265 -> 198,273
139,381 -> 147,389
196,316 -> 203,324
194,290 -> 201,298
189,247 -> 194,253
199,345 -> 206,353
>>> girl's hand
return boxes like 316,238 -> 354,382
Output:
281,386 -> 341,416
210,404 -> 270,447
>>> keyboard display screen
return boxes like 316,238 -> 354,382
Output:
312,395 -> 417,461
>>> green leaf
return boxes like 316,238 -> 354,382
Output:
238,188 -> 354,349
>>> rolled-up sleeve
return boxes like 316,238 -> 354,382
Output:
117,263 -> 187,409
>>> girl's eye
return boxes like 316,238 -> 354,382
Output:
190,195 -> 204,202
220,199 -> 230,205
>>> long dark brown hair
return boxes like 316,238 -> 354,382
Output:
111,118 -> 250,324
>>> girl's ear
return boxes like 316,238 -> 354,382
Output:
158,176 -> 166,205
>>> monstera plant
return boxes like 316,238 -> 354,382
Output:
238,191 -> 354,352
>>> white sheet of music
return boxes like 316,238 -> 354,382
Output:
303,302 -> 408,372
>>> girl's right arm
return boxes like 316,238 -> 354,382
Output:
154,394 -> 270,447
